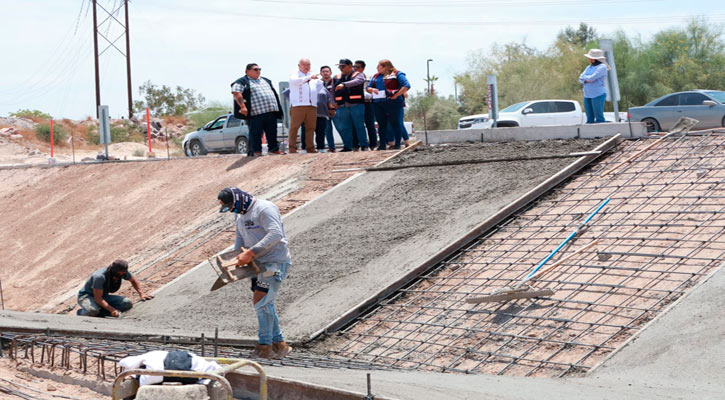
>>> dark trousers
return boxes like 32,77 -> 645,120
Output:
248,112 -> 280,154
352,103 -> 377,149
373,100 -> 404,149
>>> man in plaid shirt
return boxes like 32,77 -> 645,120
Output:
231,64 -> 284,156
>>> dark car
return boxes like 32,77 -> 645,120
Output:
627,90 -> 725,132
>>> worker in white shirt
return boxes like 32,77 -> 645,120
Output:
288,58 -> 323,153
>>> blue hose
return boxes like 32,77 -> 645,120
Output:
523,198 -> 610,281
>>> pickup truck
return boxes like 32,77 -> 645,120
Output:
182,113 -> 250,156
457,100 -> 624,129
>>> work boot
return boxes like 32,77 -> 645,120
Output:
251,344 -> 275,359
272,342 -> 293,359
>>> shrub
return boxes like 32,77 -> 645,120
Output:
132,149 -> 145,157
11,109 -> 52,121
35,123 -> 67,145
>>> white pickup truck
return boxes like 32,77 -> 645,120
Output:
458,99 -> 624,129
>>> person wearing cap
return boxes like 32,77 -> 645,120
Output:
217,187 -> 293,359
332,58 -> 370,152
288,58 -> 323,153
231,63 -> 284,156
76,259 -> 153,317
579,49 -> 611,124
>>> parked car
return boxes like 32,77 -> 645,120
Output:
457,100 -> 626,130
182,114 -> 250,156
627,90 -> 725,132
458,113 -> 489,129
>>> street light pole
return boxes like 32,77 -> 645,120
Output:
426,59 -> 433,96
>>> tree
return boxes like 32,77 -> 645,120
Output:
558,23 -> 597,46
133,81 -> 205,117
406,92 -> 461,131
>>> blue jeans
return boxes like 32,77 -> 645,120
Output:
332,104 -> 368,150
373,100 -> 405,148
584,94 -> 606,124
254,262 -> 290,345
352,103 -> 377,149
77,294 -> 133,317
248,112 -> 280,154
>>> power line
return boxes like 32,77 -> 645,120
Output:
249,0 -> 663,7
177,6 -> 724,27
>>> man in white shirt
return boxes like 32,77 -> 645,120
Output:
288,58 -> 322,153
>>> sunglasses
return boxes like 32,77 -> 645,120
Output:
353,65 -> 362,69
251,67 -> 262,71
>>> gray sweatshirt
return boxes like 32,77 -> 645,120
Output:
234,198 -> 291,265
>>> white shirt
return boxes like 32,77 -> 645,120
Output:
289,70 -> 321,107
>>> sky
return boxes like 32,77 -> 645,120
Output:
0,0 -> 723,120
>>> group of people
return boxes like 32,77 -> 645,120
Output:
230,58 -> 411,155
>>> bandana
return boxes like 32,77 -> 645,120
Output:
220,187 -> 254,214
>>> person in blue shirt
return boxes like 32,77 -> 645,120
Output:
579,49 -> 611,124
367,59 -> 411,150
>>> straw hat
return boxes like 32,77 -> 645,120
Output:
584,48 -> 607,61
584,48 -> 611,70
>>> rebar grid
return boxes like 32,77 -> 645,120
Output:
0,332 -> 395,381
330,133 -> 725,377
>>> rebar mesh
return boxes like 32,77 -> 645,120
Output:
330,132 -> 725,377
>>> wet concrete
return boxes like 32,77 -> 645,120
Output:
126,139 -> 604,341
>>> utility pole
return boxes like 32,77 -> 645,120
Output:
124,0 -> 133,119
426,59 -> 433,96
92,0 -> 101,117
91,0 -> 134,118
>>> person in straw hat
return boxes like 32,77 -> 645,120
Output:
579,48 -> 611,124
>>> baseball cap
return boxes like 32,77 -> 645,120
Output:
336,58 -> 353,66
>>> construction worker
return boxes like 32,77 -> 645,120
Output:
76,259 -> 153,317
218,187 -> 293,359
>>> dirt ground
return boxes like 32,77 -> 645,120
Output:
0,358 -> 105,400
0,150 -> 391,313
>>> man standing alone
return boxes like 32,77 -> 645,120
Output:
218,187 -> 293,359
231,64 -> 284,156
288,58 -> 322,153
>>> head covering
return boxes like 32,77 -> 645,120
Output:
105,259 -> 129,294
218,187 -> 254,214
336,58 -> 353,66
584,49 -> 611,70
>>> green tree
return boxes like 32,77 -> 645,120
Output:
10,109 -> 52,120
133,81 -> 205,116
557,23 -> 598,46
406,92 -> 461,131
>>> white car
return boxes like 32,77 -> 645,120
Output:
458,113 -> 490,129
458,100 -> 623,129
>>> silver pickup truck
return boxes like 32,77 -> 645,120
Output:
182,113 -> 250,156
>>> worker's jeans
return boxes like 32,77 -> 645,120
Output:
77,294 -> 133,317
332,104 -> 368,150
584,94 -> 606,124
254,262 -> 290,345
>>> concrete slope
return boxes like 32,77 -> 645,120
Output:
131,140 -> 604,341
588,264 -> 725,394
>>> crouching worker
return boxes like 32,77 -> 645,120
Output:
76,259 -> 153,317
218,187 -> 293,359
